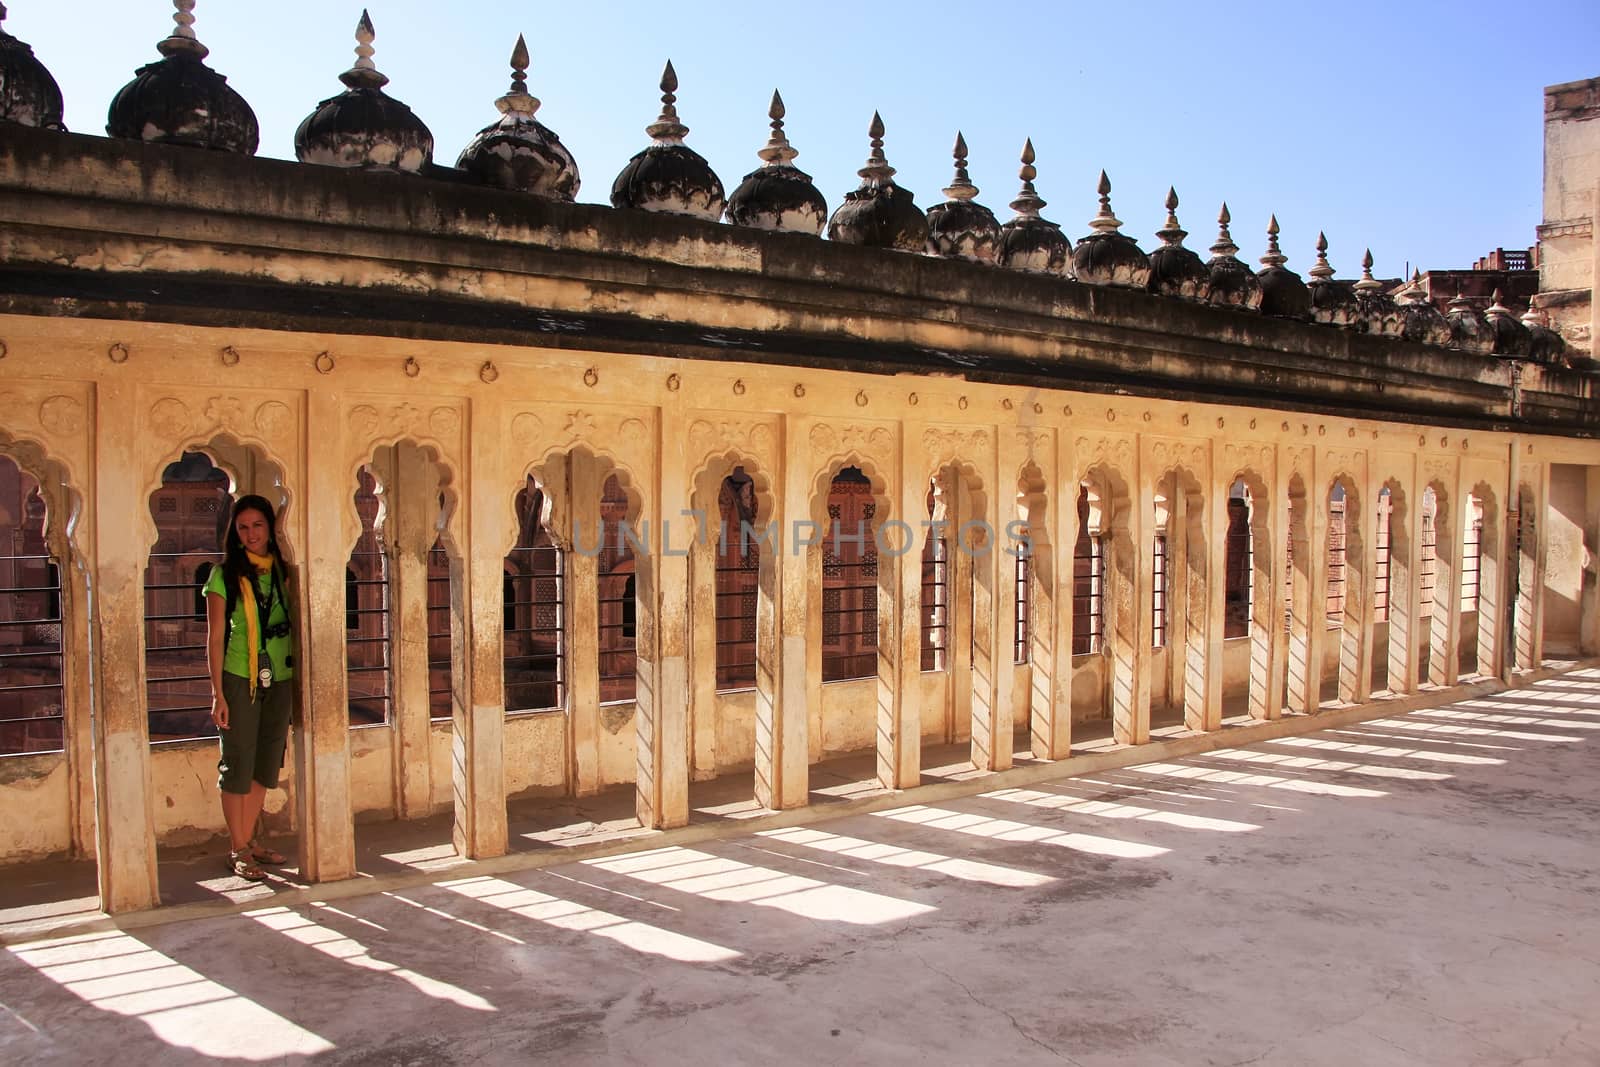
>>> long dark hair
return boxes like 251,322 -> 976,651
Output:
220,494 -> 285,621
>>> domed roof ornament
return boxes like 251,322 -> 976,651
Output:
1146,187 -> 1209,300
106,0 -> 258,153
1395,269 -> 1452,347
1204,203 -> 1262,310
294,10 -> 433,173
1445,287 -> 1494,355
611,60 -> 726,221
456,34 -> 579,200
1352,249 -> 1403,336
1520,305 -> 1566,364
1071,171 -> 1151,288
1307,232 -> 1359,328
1255,215 -> 1311,319
925,132 -> 1001,263
0,2 -> 65,130
725,90 -> 827,234
826,111 -> 928,251
995,139 -> 1071,276
1484,288 -> 1532,357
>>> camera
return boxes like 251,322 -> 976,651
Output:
264,621 -> 291,640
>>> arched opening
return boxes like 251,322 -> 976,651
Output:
598,473 -> 638,705
143,450 -> 231,742
347,440 -> 460,826
1462,486 -> 1501,678
1325,478 -> 1367,705
1222,474 -> 1276,721
1284,473 -> 1314,713
1015,464 -> 1061,759
346,466 -> 391,727
1151,468 -> 1210,732
1510,484 -> 1539,673
1419,484 -> 1457,687
1073,470 -> 1141,744
1374,482 -> 1414,695
0,457 -> 64,756
822,466 -> 878,683
921,482 -> 949,673
714,468 -> 759,692
503,475 -> 563,713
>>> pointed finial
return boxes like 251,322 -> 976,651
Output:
355,9 -> 376,70
1353,248 -> 1381,292
942,131 -> 978,202
1088,170 -> 1123,233
1486,287 -> 1512,318
646,59 -> 689,143
858,111 -> 895,183
1448,283 -> 1473,312
1155,186 -> 1186,247
157,0 -> 210,59
1259,215 -> 1287,268
755,89 -> 799,166
1210,202 -> 1239,258
1008,138 -> 1046,217
1308,231 -> 1334,281
336,9 -> 389,89
493,34 -> 541,116
1521,304 -> 1546,327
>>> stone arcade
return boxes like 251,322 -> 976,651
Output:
1,3 -> 1598,916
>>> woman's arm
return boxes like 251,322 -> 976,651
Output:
206,590 -> 228,730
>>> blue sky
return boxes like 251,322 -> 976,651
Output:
13,1 -> 1600,279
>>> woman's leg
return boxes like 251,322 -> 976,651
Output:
222,789 -> 252,851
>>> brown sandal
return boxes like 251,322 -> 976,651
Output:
248,839 -> 287,866
228,847 -> 266,882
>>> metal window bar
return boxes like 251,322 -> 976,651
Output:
1373,496 -> 1391,623
1419,510 -> 1437,615
597,569 -> 638,698
1460,510 -> 1483,613
0,550 -> 65,755
345,545 -> 392,726
1152,533 -> 1168,647
144,548 -> 223,742
1325,498 -> 1347,624
921,524 -> 948,672
1224,499 -> 1252,638
503,542 -> 564,712
714,528 -> 759,690
822,556 -> 879,682
1071,533 -> 1104,655
1014,544 -> 1030,665
427,542 -> 454,720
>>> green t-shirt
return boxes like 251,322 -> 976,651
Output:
204,564 -> 294,681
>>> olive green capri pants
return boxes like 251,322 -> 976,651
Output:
218,672 -> 292,795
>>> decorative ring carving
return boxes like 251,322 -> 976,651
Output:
108,342 -> 130,364
583,367 -> 599,387
479,361 -> 499,384
404,356 -> 421,378
314,351 -> 335,374
220,345 -> 241,367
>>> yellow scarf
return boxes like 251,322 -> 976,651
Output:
240,550 -> 275,696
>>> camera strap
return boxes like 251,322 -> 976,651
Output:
256,570 -> 279,657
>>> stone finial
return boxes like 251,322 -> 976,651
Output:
1009,138 -> 1046,217
859,110 -> 896,184
339,9 -> 389,90
1210,203 -> 1239,258
1354,248 -> 1382,293
1521,304 -> 1546,328
1155,186 -> 1186,247
157,0 -> 209,59
1309,231 -> 1334,282
1259,215 -> 1287,268
1088,170 -> 1123,233
492,34 -> 539,116
942,131 -> 978,201
646,59 -> 689,143
1486,288 -> 1512,318
755,89 -> 798,166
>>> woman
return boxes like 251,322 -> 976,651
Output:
205,494 -> 295,881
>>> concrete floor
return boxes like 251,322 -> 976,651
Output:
4,674 -> 1600,1065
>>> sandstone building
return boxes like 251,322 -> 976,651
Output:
1,5 -> 1597,916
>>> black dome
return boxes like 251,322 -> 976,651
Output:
612,61 -> 724,221
294,13 -> 433,173
1484,292 -> 1532,357
995,140 -> 1070,275
827,113 -> 926,252
725,91 -> 825,234
1521,309 -> 1566,364
925,133 -> 1000,263
456,36 -> 578,201
1445,292 -> 1494,355
1306,235 -> 1357,328
0,5 -> 64,130
1255,217 -> 1309,320
1204,205 -> 1262,311
1147,189 -> 1208,300
107,49 -> 257,154
1072,172 -> 1150,288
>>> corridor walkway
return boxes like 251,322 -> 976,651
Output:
4,673 -> 1599,1065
